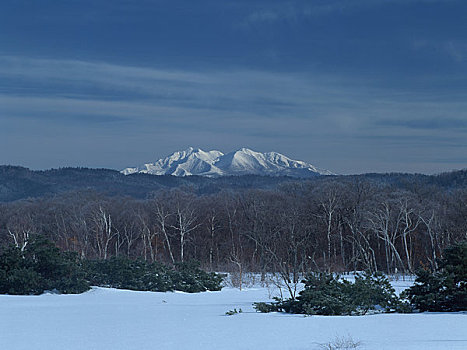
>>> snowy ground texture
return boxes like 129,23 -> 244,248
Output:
1,278 -> 466,350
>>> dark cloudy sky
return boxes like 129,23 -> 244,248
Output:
1,0 -> 466,174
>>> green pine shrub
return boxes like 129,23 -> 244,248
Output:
253,300 -> 281,313
351,272 -> 402,314
254,272 -> 401,316
0,236 -> 90,295
171,261 -> 225,293
0,237 -> 224,295
225,308 -> 242,316
82,258 -> 173,292
405,241 -> 467,312
82,258 -> 224,293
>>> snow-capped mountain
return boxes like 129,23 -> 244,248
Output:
122,147 -> 334,178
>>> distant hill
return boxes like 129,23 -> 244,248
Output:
0,166 -> 298,202
0,165 -> 466,203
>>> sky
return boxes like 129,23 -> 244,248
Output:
1,0 -> 466,175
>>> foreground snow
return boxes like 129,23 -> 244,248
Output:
1,284 -> 466,350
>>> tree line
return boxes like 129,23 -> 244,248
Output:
1,179 -> 466,282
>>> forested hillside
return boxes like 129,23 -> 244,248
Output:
1,166 -> 467,202
0,166 -> 295,202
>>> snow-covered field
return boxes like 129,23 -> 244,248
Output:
1,282 -> 466,350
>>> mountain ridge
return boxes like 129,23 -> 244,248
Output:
122,147 -> 333,178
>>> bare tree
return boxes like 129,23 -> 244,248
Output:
152,198 -> 175,264
165,190 -> 201,262
90,205 -> 117,260
6,203 -> 39,252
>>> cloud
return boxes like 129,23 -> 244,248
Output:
1,55 -> 466,173
240,0 -> 458,26
0,55 -> 366,124
2,55 -> 466,133
378,118 -> 467,130
244,10 -> 280,24
412,39 -> 467,62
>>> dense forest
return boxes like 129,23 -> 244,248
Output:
1,165 -> 467,202
0,166 -> 298,202
1,166 -> 466,286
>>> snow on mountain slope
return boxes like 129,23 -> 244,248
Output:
122,147 -> 333,178
122,147 -> 224,176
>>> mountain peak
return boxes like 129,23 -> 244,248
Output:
236,147 -> 254,153
184,146 -> 202,153
122,148 -> 333,177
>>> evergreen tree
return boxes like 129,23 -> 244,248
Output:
0,236 -> 224,295
405,241 -> 467,312
0,236 -> 90,295
255,272 -> 401,315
